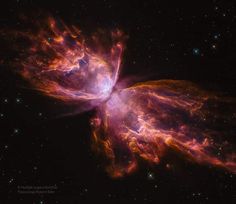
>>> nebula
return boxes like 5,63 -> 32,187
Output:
91,81 -> 236,177
7,17 -> 236,177
11,17 -> 124,111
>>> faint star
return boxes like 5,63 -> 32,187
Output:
13,128 -> 19,134
16,98 -> 21,103
147,172 -> 155,180
193,48 -> 200,56
212,44 -> 217,49
214,33 -> 220,39
9,178 -> 14,183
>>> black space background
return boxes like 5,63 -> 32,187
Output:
0,0 -> 236,203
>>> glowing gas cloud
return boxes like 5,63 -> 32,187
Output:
9,17 -> 236,177
15,17 -> 124,111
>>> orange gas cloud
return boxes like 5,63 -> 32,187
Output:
16,17 -> 124,109
91,80 -> 236,177
8,17 -> 236,177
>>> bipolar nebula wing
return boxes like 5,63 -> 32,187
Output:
91,80 -> 236,177
11,17 -> 124,108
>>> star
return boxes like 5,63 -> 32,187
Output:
9,178 -> 14,184
13,128 -> 19,134
16,98 -> 21,103
192,48 -> 200,56
212,44 -> 217,49
147,172 -> 155,180
214,33 -> 220,39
